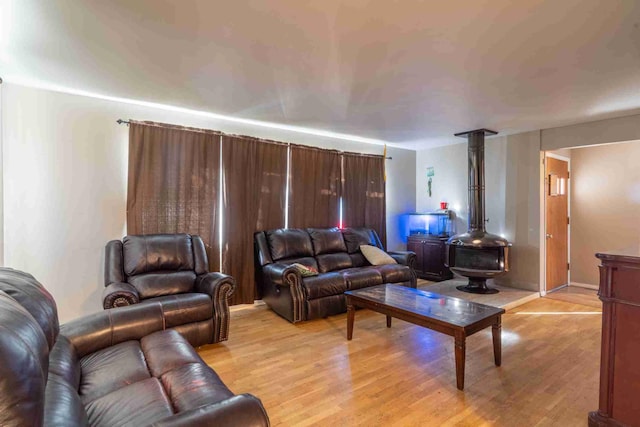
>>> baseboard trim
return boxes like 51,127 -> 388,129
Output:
570,282 -> 599,290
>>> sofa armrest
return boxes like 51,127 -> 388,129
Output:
60,303 -> 166,358
195,272 -> 235,300
195,272 -> 235,343
388,251 -> 417,268
262,263 -> 301,287
150,394 -> 270,427
102,282 -> 140,309
261,263 -> 305,323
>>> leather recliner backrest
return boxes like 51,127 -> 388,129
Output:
120,234 -> 205,299
0,270 -> 58,426
0,268 -> 59,349
123,234 -> 195,275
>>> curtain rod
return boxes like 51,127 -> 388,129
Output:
116,119 -> 392,159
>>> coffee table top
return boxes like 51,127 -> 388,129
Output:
345,284 -> 505,328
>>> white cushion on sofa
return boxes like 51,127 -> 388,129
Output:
359,245 -> 397,266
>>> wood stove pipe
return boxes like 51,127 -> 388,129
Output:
454,128 -> 497,233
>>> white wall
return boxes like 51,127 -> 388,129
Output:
570,141 -> 640,286
415,136 -> 508,237
2,83 -> 415,321
541,113 -> 640,150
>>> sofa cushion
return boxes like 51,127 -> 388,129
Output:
341,268 -> 384,290
308,228 -> 347,255
161,363 -> 234,412
373,264 -> 413,283
316,253 -> 353,273
266,229 -> 313,261
138,293 -> 212,328
123,234 -> 195,276
129,271 -> 196,300
360,245 -> 397,266
341,228 -> 377,254
141,329 -> 201,377
85,377 -> 173,427
79,341 -> 151,404
279,257 -> 319,271
302,272 -> 347,300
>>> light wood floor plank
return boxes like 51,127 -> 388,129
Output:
198,296 -> 600,426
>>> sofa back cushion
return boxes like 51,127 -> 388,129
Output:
123,234 -> 195,276
266,229 -> 313,261
0,289 -> 50,426
129,271 -> 197,300
0,268 -> 59,350
341,228 -> 380,253
349,252 -> 370,267
308,228 -> 348,255
316,253 -> 353,273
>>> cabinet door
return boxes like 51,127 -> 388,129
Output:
423,241 -> 444,276
407,239 -> 424,273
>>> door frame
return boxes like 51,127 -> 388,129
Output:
540,151 -> 571,295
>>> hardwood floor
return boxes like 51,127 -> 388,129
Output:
199,296 -> 601,426
544,286 -> 601,309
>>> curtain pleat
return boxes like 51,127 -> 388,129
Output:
126,122 -> 221,271
342,154 -> 387,248
289,146 -> 341,229
221,136 -> 288,304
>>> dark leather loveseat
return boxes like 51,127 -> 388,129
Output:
0,268 -> 269,427
103,233 -> 234,347
255,227 -> 416,322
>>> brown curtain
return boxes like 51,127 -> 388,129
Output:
289,145 -> 341,229
342,153 -> 387,247
221,136 -> 288,304
127,121 -> 221,271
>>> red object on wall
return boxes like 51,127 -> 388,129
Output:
440,202 -> 448,210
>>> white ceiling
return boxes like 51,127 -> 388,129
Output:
2,0 -> 640,149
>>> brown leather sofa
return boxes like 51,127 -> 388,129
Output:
103,233 -> 234,347
255,227 -> 417,322
0,268 -> 269,427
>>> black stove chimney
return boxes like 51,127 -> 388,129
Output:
446,129 -> 511,294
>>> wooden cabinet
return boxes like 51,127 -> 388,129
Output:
589,249 -> 640,427
407,235 -> 453,281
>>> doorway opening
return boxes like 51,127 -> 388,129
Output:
543,151 -> 570,294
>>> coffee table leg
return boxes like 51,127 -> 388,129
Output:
347,303 -> 355,340
492,316 -> 502,366
454,331 -> 466,391
386,315 -> 392,328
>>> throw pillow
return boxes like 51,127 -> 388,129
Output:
290,263 -> 319,277
360,245 -> 397,266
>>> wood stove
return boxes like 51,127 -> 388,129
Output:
446,129 -> 511,294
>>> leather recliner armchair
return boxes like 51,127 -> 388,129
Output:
103,233 -> 234,346
0,268 -> 269,427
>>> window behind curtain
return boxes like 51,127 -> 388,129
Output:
288,145 -> 341,229
342,153 -> 386,248
126,121 -> 221,271
221,136 -> 288,304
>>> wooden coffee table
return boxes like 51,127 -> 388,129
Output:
345,284 -> 505,390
